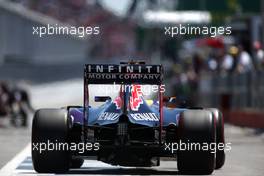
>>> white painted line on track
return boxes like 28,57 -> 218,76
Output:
0,142 -> 118,175
0,143 -> 30,176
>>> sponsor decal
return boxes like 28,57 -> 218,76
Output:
87,73 -> 160,80
130,85 -> 143,111
98,112 -> 119,121
97,112 -> 159,122
114,96 -> 122,110
87,65 -> 161,74
130,113 -> 159,121
85,64 -> 162,84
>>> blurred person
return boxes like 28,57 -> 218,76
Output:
0,81 -> 33,127
236,45 -> 253,73
9,86 -> 34,127
220,48 -> 234,73
186,64 -> 199,106
0,82 -> 9,116
192,53 -> 204,75
169,64 -> 191,106
253,41 -> 264,70
207,53 -> 218,72
0,82 -> 12,127
228,45 -> 239,72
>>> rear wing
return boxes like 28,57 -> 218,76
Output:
84,64 -> 163,84
83,63 -> 164,145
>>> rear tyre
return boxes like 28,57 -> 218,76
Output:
32,109 -> 70,173
71,158 -> 84,168
207,108 -> 225,169
177,110 -> 216,174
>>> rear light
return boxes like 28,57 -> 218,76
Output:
117,123 -> 128,136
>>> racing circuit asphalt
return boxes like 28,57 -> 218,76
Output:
0,79 -> 264,176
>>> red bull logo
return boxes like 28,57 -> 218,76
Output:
114,96 -> 122,110
130,85 -> 143,111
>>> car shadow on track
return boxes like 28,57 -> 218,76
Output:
67,167 -> 179,175
17,157 -> 181,175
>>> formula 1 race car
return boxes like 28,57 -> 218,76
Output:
31,61 -> 225,174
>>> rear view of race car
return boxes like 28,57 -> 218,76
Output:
31,61 -> 225,174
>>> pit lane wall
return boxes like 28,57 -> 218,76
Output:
0,1 -> 88,64
199,71 -> 264,128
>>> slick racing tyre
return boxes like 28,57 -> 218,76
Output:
71,158 -> 84,168
206,108 -> 225,169
177,110 -> 216,174
32,109 -> 71,173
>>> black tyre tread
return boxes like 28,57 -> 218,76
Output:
31,109 -> 70,173
177,110 -> 216,174
71,158 -> 84,168
207,108 -> 225,169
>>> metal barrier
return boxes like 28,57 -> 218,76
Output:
199,71 -> 264,110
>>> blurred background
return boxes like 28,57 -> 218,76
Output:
0,0 -> 264,147
0,0 -> 264,173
